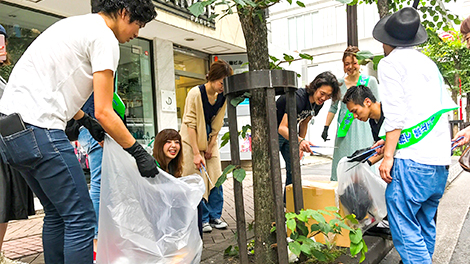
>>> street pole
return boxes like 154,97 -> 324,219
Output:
346,4 -> 358,47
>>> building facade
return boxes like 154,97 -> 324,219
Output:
0,0 -> 246,147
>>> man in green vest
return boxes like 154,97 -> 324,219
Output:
372,6 -> 456,264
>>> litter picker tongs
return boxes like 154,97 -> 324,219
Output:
199,164 -> 215,188
345,145 -> 384,172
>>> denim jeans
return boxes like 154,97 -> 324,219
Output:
0,124 -> 95,264
278,134 -> 292,202
78,127 -> 102,238
386,158 -> 448,264
200,186 -> 224,223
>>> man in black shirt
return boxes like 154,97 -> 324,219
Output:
276,71 -> 341,202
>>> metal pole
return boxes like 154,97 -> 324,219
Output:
285,88 -> 304,213
227,95 -> 249,263
266,88 -> 288,264
347,4 -> 358,47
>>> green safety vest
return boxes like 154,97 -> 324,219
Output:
337,75 -> 370,138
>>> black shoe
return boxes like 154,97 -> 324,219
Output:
364,225 -> 392,240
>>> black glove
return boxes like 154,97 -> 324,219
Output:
124,141 -> 159,178
77,113 -> 105,142
321,126 -> 329,141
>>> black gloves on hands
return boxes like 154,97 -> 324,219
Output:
321,126 -> 329,141
77,113 -> 105,142
124,141 -> 159,178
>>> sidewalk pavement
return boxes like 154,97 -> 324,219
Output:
3,155 -> 466,264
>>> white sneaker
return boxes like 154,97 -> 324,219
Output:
202,222 -> 212,233
210,218 -> 228,229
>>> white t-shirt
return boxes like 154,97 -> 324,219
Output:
0,14 -> 119,130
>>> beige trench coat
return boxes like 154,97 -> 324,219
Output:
180,86 -> 227,200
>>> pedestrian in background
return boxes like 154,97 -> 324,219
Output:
451,15 -> 470,145
0,24 -> 35,264
0,1 -> 158,263
276,71 -> 341,202
322,46 -> 380,181
372,6 -> 456,264
180,60 -> 233,234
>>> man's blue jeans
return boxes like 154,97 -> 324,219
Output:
386,158 -> 448,264
0,124 -> 95,264
78,127 -> 102,239
200,186 -> 224,223
279,134 -> 292,202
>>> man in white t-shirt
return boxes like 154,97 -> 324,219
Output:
372,6 -> 456,264
0,1 -> 158,263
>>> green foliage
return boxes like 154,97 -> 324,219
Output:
421,28 -> 470,93
216,164 -> 247,187
357,0 -> 460,32
284,207 -> 367,263
220,124 -> 251,148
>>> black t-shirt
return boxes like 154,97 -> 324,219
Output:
199,84 -> 226,139
276,88 -> 323,128
368,103 -> 384,142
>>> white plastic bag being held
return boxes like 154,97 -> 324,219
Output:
97,136 -> 205,264
336,157 -> 387,229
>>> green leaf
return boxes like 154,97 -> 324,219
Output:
208,13 -> 219,20
296,1 -> 305,7
344,214 -> 359,224
287,218 -> 297,232
188,2 -> 205,17
220,131 -> 230,148
270,225 -> 276,233
349,229 -> 363,244
311,211 -> 326,223
356,50 -> 374,60
233,168 -> 246,182
359,248 -> 366,263
283,53 -> 295,62
333,212 -> 342,219
299,53 -> 313,60
216,164 -> 236,187
337,221 -> 353,231
311,249 -> 327,261
269,55 -> 279,62
286,0 -> 292,4
297,211 -> 309,222
231,96 -> 246,107
300,243 -> 312,255
232,0 -> 247,7
288,241 -> 302,257
317,209 -> 332,216
350,239 -> 364,256
325,206 -> 339,211
297,222 -> 309,236
310,223 -> 321,232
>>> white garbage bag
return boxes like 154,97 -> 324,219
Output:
336,157 -> 387,229
97,136 -> 205,264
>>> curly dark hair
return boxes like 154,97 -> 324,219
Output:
91,0 -> 157,24
306,71 -> 341,102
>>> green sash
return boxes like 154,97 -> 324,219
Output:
112,77 -> 126,119
379,107 -> 457,149
337,75 -> 370,138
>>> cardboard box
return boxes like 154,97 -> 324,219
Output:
285,181 -> 351,248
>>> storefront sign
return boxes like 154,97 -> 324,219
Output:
161,90 -> 177,113
154,0 -> 216,29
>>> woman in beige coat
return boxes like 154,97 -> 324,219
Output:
180,60 -> 233,234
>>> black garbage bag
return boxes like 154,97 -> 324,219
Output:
339,182 -> 372,221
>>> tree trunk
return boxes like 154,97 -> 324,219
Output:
237,7 -> 277,264
377,0 -> 389,18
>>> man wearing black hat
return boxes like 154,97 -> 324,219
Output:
372,6 -> 457,264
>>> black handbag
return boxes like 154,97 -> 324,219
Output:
459,146 -> 470,172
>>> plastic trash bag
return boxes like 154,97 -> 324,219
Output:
97,136 -> 205,264
336,157 -> 387,229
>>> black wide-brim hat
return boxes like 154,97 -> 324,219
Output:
373,7 -> 427,47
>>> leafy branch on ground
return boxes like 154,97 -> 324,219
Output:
270,207 -> 367,263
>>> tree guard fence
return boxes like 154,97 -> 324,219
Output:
224,70 -> 304,263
